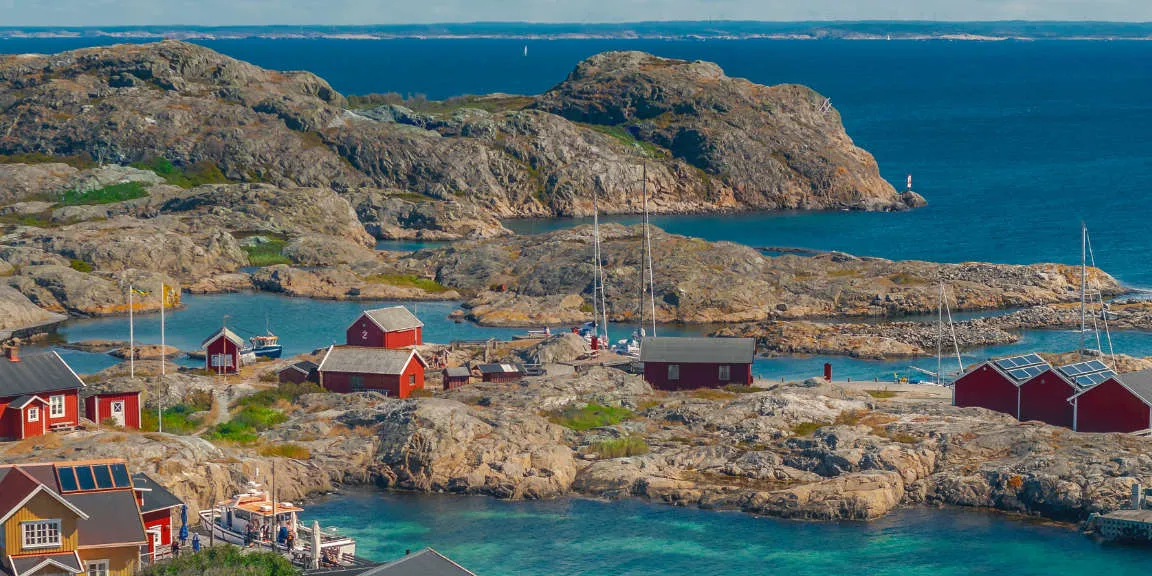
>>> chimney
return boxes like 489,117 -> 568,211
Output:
6,345 -> 19,363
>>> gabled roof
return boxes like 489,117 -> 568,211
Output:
65,490 -> 147,547
443,366 -> 471,378
639,337 -> 756,364
7,552 -> 83,576
0,466 -> 89,525
359,306 -> 424,332
477,363 -> 522,375
0,351 -> 84,398
6,394 -> 47,409
358,548 -> 477,576
317,346 -> 427,376
1070,368 -> 1152,407
201,326 -> 244,349
132,472 -> 184,513
280,360 -> 319,375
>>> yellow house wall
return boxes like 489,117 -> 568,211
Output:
79,545 -> 140,576
3,491 -> 78,555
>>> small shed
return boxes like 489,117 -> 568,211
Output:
952,354 -> 1048,418
477,363 -> 524,383
202,327 -> 245,375
1071,368 -> 1152,433
84,390 -> 142,429
639,337 -> 755,391
317,346 -> 427,398
279,360 -> 319,385
347,306 -> 424,349
1019,360 -> 1114,428
442,366 -> 471,390
132,472 -> 184,557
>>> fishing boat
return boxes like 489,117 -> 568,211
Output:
243,333 -> 283,359
199,480 -> 358,568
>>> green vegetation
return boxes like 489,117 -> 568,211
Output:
549,403 -> 634,431
132,156 -> 229,188
590,436 -> 649,459
205,381 -> 322,444
722,384 -> 759,394
58,181 -> 148,206
584,124 -> 667,157
791,421 -> 827,436
0,152 -> 97,170
139,546 -> 299,576
141,390 -> 213,435
0,212 -> 53,228
363,273 -> 451,293
242,239 -> 292,267
865,389 -> 898,399
68,259 -> 92,273
346,92 -> 534,114
258,443 -> 311,459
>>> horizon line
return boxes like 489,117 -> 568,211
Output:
4,19 -> 1152,29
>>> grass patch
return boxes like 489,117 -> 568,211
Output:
872,426 -> 920,444
865,389 -> 898,399
584,124 -> 667,157
139,545 -> 299,576
791,421 -> 828,437
589,436 -> 649,459
834,410 -> 866,426
0,152 -> 97,169
258,443 -> 311,459
889,272 -> 927,286
722,384 -> 759,394
141,404 -> 205,435
205,381 -> 322,443
132,156 -> 229,188
691,388 -> 738,401
346,92 -> 534,114
549,403 -> 634,431
242,239 -> 292,267
59,181 -> 148,205
363,273 -> 451,293
69,258 -> 92,273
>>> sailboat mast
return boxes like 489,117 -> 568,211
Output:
1080,221 -> 1087,358
593,193 -> 609,345
937,281 -> 944,386
642,163 -> 656,337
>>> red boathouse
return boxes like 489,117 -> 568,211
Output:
347,306 -> 424,349
639,337 -> 755,391
443,366 -> 471,390
202,327 -> 244,375
1019,360 -> 1115,428
85,390 -> 143,429
318,346 -> 427,398
1071,368 -> 1152,433
0,347 -> 84,440
952,354 -> 1048,417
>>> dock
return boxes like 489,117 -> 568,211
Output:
1086,483 -> 1152,542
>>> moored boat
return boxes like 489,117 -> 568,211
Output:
243,333 -> 283,359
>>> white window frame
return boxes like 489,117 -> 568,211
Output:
86,559 -> 109,576
27,407 -> 39,422
718,365 -> 731,381
668,364 -> 680,381
50,394 -> 67,418
21,519 -> 61,549
408,374 -> 416,386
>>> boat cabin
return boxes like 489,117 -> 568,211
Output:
346,306 -> 423,349
0,347 -> 84,440
202,327 -> 245,375
639,337 -> 755,390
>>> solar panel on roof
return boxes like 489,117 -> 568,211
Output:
93,464 -> 113,489
111,463 -> 131,488
1024,354 -> 1044,365
75,465 -> 95,491
1087,360 -> 1108,371
57,467 -> 77,492
1063,364 -> 1084,375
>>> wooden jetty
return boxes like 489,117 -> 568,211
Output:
1086,483 -> 1152,542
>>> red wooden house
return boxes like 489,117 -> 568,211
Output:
1070,368 -> 1152,433
318,346 -> 427,398
0,347 -> 84,440
477,363 -> 524,383
443,366 -> 471,390
346,306 -> 424,349
84,390 -> 143,429
132,472 -> 184,559
278,360 -> 319,385
952,354 -> 1048,417
202,327 -> 244,375
639,337 -> 755,391
1018,360 -> 1114,428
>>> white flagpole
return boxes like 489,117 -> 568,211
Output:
158,284 -> 165,434
129,285 -> 135,380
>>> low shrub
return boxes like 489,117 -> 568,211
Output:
590,436 -> 649,459
140,404 -> 204,435
58,181 -> 148,205
132,156 -> 229,188
258,443 -> 311,459
549,403 -> 634,431
363,273 -> 451,293
242,239 -> 292,267
865,389 -> 898,399
139,545 -> 299,576
722,384 -> 759,394
791,421 -> 827,437
69,259 -> 93,273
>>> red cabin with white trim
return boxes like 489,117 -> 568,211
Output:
132,472 -> 184,558
639,337 -> 755,391
346,306 -> 424,349
85,390 -> 143,429
1071,369 -> 1152,433
202,327 -> 244,375
0,347 -> 84,440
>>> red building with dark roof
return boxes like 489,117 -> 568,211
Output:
1071,369 -> 1152,433
132,472 -> 185,560
346,306 -> 424,349
0,347 -> 85,440
1019,360 -> 1115,428
952,354 -> 1048,418
317,346 -> 427,398
639,337 -> 755,391
84,390 -> 142,430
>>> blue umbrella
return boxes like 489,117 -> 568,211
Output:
192,533 -> 200,552
179,504 -> 188,543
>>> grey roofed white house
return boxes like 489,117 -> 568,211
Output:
362,306 -> 424,332
356,548 -> 476,576
0,350 -> 85,398
200,326 -> 244,349
639,337 -> 756,364
317,346 -> 427,376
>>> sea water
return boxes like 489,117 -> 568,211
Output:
304,491 -> 1152,575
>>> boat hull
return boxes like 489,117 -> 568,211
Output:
244,345 -> 283,359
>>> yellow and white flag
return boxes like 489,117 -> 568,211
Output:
162,284 -> 180,308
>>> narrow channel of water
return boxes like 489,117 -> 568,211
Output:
303,491 -> 1152,576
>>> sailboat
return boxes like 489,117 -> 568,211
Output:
581,190 -> 610,353
614,163 -> 657,358
1078,222 -> 1117,366
909,281 -> 964,386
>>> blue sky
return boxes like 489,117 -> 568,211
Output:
2,0 -> 1150,27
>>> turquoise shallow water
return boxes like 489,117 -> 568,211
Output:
304,492 -> 1152,576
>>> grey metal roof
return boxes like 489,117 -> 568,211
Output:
201,326 -> 244,349
131,472 -> 184,513
1116,369 -> 1152,406
0,351 -> 84,398
362,306 -> 424,332
318,347 -> 424,376
8,552 -> 82,576
444,367 -> 471,378
64,490 -> 147,546
282,360 -> 319,375
357,548 -> 476,576
639,337 -> 756,364
6,395 -> 45,409
477,363 -> 522,374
